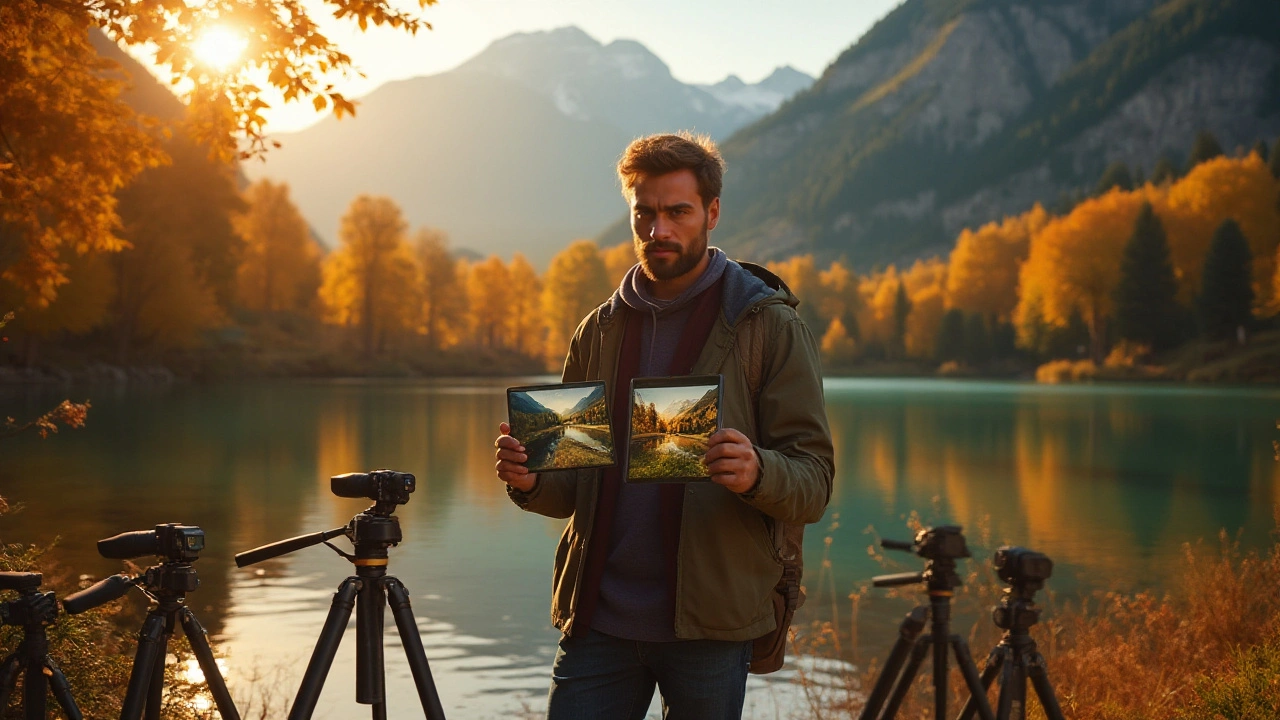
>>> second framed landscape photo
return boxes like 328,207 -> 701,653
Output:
506,381 -> 615,472
626,375 -> 723,483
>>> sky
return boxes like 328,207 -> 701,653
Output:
521,385 -> 600,415
635,383 -> 718,419
245,0 -> 905,133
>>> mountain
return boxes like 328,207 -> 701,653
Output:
602,0 -> 1280,268
565,384 -> 606,416
248,27 -> 813,266
509,392 -> 554,417
661,398 -> 696,418
698,66 -> 815,114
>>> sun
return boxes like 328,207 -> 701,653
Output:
192,26 -> 247,72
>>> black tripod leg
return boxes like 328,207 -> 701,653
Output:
858,607 -> 928,720
881,635 -> 931,720
956,648 -> 1003,720
23,654 -> 48,720
949,637 -> 995,720
994,652 -> 1019,720
120,612 -> 166,720
45,656 -> 84,720
0,650 -> 20,711
1027,656 -> 1066,720
290,579 -> 360,720
384,578 -> 446,720
143,620 -> 172,720
180,608 -> 241,720
356,574 -> 387,719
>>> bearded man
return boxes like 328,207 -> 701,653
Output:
494,132 -> 833,719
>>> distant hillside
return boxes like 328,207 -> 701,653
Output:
510,392 -> 554,417
603,0 -> 1280,268
247,27 -> 813,266
565,384 -> 606,416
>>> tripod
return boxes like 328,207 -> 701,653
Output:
62,525 -> 239,720
235,470 -> 446,720
958,547 -> 1065,720
857,526 -> 995,720
0,572 -> 82,720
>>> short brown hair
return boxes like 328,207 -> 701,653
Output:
617,132 -> 726,207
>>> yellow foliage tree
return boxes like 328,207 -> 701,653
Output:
946,204 -> 1049,320
508,254 -> 544,360
858,266 -> 902,349
818,260 -> 861,335
1015,188 -> 1158,363
767,254 -> 824,330
234,180 -> 320,313
542,241 -> 611,368
467,255 -> 511,350
602,242 -> 636,287
1159,154 -> 1280,310
319,195 -> 419,357
820,317 -> 857,366
412,228 -> 461,351
903,258 -> 948,359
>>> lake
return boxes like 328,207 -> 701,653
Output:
1,378 -> 1277,719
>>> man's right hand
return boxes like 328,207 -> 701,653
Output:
495,422 -> 538,492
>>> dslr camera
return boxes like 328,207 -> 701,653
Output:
993,546 -> 1053,591
332,470 -> 415,513
99,524 -> 206,563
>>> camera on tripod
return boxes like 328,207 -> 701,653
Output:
332,470 -> 415,514
993,546 -> 1052,591
98,524 -> 206,562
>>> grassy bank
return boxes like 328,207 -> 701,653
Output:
790,514 -> 1280,719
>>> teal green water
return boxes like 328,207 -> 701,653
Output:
1,378 -> 1277,718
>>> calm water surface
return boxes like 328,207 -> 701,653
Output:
1,378 -> 1277,718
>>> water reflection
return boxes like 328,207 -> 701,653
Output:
1,378 -> 1277,718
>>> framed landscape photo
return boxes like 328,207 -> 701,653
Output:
507,381 -> 615,472
625,375 -> 723,483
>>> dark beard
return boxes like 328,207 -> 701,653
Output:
634,223 -> 708,282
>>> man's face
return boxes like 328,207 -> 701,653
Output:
630,169 -> 719,284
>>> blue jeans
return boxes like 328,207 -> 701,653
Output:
546,629 -> 752,720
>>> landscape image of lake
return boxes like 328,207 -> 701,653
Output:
627,378 -> 721,481
507,382 -> 613,472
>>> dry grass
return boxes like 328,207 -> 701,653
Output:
790,511 -> 1280,720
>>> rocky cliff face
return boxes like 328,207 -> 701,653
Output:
707,0 -> 1280,269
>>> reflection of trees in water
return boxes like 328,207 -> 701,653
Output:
628,434 -> 708,479
525,425 -> 612,470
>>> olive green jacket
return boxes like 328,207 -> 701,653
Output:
508,262 -> 834,641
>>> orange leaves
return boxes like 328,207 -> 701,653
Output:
946,204 -> 1047,320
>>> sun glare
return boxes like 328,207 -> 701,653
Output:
192,26 -> 247,72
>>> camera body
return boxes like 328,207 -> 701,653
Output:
993,546 -> 1053,589
332,470 -> 415,513
98,524 -> 205,563
915,525 -> 970,562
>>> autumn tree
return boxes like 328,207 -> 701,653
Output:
1188,130 -> 1224,168
767,255 -> 824,331
602,243 -> 636,287
902,258 -> 946,359
820,318 -> 857,366
467,255 -> 511,350
1197,219 -> 1254,340
1271,136 -> 1280,178
319,195 -> 419,357
0,251 -> 114,365
412,228 -> 460,351
235,179 -> 319,313
1252,140 -> 1269,163
946,205 -> 1048,321
935,309 -> 965,363
890,281 -> 911,360
1113,202 -> 1182,350
1151,156 -> 1180,185
542,241 -> 610,368
818,260 -> 861,341
507,254 -> 544,360
0,0 -> 432,308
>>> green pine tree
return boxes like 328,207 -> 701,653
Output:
1197,219 -> 1254,339
1251,139 -> 1269,163
963,313 -> 991,367
1151,155 -> 1180,184
1113,203 -> 1182,350
1271,136 -> 1280,178
891,280 -> 911,360
1096,160 -> 1134,194
1188,130 -> 1224,168
934,308 -> 965,363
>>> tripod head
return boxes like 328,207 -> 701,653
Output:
872,525 -> 970,595
0,572 -> 58,628
991,546 -> 1053,634
62,524 -> 207,615
234,469 -> 415,570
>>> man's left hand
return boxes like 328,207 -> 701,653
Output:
704,428 -> 760,494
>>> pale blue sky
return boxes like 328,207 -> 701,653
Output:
635,383 -> 718,419
253,0 -> 905,132
520,385 -> 600,414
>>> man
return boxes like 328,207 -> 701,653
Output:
494,132 -> 833,719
